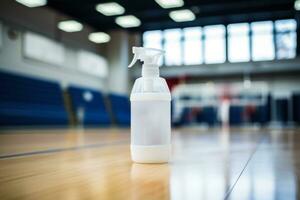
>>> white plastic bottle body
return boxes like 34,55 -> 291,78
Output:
131,99 -> 171,163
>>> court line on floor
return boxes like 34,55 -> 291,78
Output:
223,135 -> 265,200
0,140 -> 129,160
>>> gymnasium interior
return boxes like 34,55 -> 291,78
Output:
0,0 -> 299,199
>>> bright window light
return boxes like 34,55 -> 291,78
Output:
78,50 -> 108,78
275,19 -> 297,59
155,0 -> 184,8
169,9 -> 195,22
115,15 -> 141,28
164,29 -> 182,66
228,23 -> 250,63
88,32 -> 110,43
251,21 -> 275,61
15,0 -> 47,7
143,30 -> 163,46
58,20 -> 83,32
275,19 -> 297,31
143,30 -> 163,65
295,0 -> 300,10
95,2 -> 125,16
204,25 -> 226,64
183,27 -> 203,65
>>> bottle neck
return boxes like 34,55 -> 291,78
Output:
142,64 -> 159,78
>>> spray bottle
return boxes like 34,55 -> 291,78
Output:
128,47 -> 171,163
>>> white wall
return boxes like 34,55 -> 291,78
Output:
255,76 -> 300,98
185,74 -> 300,99
0,23 -> 106,90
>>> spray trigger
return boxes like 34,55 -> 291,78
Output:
128,47 -> 165,68
128,53 -> 138,68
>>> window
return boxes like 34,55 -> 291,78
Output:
23,32 -> 65,66
143,30 -> 163,49
228,23 -> 250,62
183,27 -> 202,65
275,19 -> 297,59
77,50 -> 108,78
164,29 -> 182,66
251,21 -> 275,61
142,18 -> 297,67
143,30 -> 163,65
204,25 -> 226,64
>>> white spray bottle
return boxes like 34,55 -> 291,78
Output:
128,47 -> 171,163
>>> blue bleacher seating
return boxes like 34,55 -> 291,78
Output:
0,71 -> 68,126
108,93 -> 130,126
68,86 -> 111,126
292,93 -> 300,124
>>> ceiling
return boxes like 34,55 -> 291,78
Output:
47,0 -> 295,32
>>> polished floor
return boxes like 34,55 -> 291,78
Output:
0,127 -> 299,200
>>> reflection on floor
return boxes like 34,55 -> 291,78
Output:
0,127 -> 299,199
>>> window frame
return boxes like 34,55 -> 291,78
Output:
163,28 -> 183,66
274,19 -> 297,60
142,18 -> 297,67
203,24 -> 226,64
227,23 -> 251,63
182,27 -> 203,65
250,20 -> 275,62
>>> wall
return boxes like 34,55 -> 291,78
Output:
0,23 -> 108,90
184,72 -> 300,99
0,0 -> 107,91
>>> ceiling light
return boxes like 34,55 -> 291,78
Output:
95,2 -> 125,16
58,20 -> 83,32
169,9 -> 195,22
115,15 -> 141,28
295,0 -> 300,10
88,32 -> 111,43
15,0 -> 47,7
155,0 -> 184,8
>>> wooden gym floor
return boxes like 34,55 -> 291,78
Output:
0,127 -> 299,200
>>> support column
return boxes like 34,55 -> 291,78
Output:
107,30 -> 129,95
296,12 -> 300,57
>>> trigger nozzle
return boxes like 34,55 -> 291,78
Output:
128,54 -> 138,68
